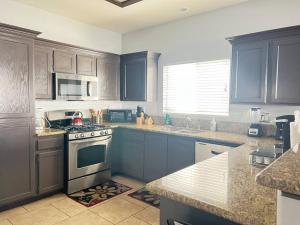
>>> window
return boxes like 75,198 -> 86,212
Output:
163,59 -> 230,116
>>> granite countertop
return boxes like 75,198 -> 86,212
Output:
256,148 -> 300,196
35,128 -> 66,137
145,135 -> 278,225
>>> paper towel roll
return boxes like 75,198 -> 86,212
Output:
290,122 -> 300,149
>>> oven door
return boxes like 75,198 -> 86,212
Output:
68,135 -> 112,180
54,73 -> 98,101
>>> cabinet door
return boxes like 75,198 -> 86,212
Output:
0,35 -> 34,118
53,49 -> 76,74
37,150 -> 64,195
0,119 -> 35,206
120,129 -> 144,180
97,54 -> 120,100
121,56 -> 147,101
270,37 -> 300,104
34,46 -> 53,99
77,53 -> 96,76
167,136 -> 195,174
230,41 -> 269,103
144,133 -> 168,182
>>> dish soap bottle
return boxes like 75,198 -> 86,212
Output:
164,114 -> 172,125
210,118 -> 217,132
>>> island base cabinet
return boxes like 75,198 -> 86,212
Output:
160,197 -> 240,225
277,191 -> 300,225
37,150 -> 64,195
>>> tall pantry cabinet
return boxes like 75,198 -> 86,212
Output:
0,23 -> 40,207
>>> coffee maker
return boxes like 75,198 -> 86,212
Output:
275,115 -> 295,150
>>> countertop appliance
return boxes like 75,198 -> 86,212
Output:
249,147 -> 279,166
53,73 -> 98,101
195,140 -> 241,163
248,107 -> 263,137
47,110 -> 112,194
107,109 -> 133,122
275,115 -> 294,150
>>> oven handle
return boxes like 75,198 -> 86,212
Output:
70,135 -> 112,144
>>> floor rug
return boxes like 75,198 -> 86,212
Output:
128,187 -> 160,208
68,180 -> 132,207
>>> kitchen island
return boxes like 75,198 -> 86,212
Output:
146,136 -> 277,225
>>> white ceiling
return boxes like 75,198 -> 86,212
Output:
13,0 -> 248,33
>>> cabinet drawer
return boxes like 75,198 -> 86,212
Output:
37,135 -> 64,151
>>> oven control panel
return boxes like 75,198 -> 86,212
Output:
68,129 -> 112,140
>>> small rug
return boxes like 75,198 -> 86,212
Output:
68,180 -> 132,207
128,187 -> 160,208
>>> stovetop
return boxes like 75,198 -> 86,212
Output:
54,124 -> 109,133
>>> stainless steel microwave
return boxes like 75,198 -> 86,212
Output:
53,73 -> 98,101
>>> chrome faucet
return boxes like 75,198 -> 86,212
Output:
185,116 -> 192,129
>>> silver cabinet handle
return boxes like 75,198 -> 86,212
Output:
124,64 -> 127,99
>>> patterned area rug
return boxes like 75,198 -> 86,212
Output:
68,180 -> 132,207
128,187 -> 160,208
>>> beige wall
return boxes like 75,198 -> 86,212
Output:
0,0 -> 122,54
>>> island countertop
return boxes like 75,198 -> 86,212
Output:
146,136 -> 278,225
256,147 -> 300,196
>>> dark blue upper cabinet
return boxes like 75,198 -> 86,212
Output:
228,25 -> 300,105
230,41 -> 269,104
120,51 -> 160,102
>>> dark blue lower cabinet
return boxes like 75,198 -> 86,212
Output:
167,136 -> 195,174
161,197 -> 240,225
119,129 -> 145,180
144,133 -> 168,182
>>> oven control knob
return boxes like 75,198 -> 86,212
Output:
105,130 -> 108,135
100,131 -> 104,135
91,132 -> 95,136
80,133 -> 85,138
75,134 -> 79,139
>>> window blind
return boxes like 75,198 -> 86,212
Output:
163,59 -> 230,116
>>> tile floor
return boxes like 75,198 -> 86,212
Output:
0,176 -> 160,225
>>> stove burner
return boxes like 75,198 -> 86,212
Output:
53,124 -> 109,133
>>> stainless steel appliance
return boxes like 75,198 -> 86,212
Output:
107,109 -> 133,122
53,73 -> 98,101
46,110 -> 112,194
275,115 -> 295,150
195,140 -> 240,163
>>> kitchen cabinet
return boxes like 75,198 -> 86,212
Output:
76,52 -> 97,76
119,129 -> 145,180
34,45 -> 53,99
230,41 -> 268,104
120,51 -> 160,102
270,37 -> 300,104
53,49 -> 76,74
167,135 -> 195,174
97,53 -> 120,100
0,119 -> 35,207
36,135 -> 64,195
144,133 -> 168,182
0,24 -> 38,208
228,26 -> 300,105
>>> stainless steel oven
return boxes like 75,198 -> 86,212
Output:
54,73 -> 98,101
67,133 -> 112,194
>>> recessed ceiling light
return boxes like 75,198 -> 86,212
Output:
106,0 -> 143,8
179,7 -> 189,13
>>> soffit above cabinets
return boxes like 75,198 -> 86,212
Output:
12,0 -> 248,33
